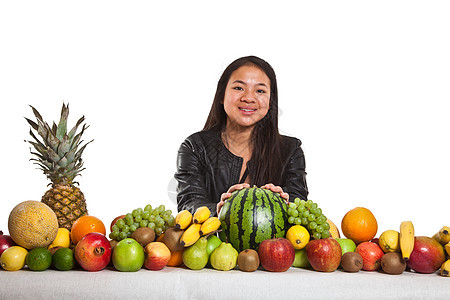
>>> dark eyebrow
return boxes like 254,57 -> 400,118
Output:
232,80 -> 268,87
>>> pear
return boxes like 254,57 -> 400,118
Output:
210,242 -> 238,271
182,236 -> 209,270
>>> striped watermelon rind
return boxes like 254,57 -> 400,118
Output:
218,187 -> 288,252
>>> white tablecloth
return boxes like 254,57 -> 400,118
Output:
1,266 -> 448,299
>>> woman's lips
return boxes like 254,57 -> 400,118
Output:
239,107 -> 256,113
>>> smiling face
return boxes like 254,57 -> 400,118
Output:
222,65 -> 271,131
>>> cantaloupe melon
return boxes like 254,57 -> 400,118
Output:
327,218 -> 340,239
8,200 -> 59,249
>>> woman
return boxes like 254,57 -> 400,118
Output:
175,56 -> 308,216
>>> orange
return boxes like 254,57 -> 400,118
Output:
166,249 -> 184,267
341,207 -> 377,244
70,215 -> 106,245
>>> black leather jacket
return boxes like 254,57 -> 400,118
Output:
175,129 -> 308,216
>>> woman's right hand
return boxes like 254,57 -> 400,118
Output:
217,183 -> 250,215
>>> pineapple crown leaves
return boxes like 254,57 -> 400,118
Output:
25,103 -> 94,185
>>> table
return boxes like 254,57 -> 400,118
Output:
1,266 -> 449,299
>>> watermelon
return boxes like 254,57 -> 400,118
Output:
218,187 -> 288,252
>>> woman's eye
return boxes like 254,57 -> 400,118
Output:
233,86 -> 244,91
257,89 -> 266,93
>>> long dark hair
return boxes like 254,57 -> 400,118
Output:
203,56 -> 283,186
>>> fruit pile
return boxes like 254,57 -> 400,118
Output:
1,106 -> 449,275
287,209 -> 450,276
1,199 -> 450,275
0,199 -> 177,272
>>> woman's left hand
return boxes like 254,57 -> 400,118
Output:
261,183 -> 289,203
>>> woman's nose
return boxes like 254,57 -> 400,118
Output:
241,90 -> 256,102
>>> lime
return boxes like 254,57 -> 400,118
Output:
52,247 -> 75,271
26,247 -> 52,271
0,246 -> 28,271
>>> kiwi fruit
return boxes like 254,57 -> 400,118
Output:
131,227 -> 155,247
238,249 -> 260,272
341,252 -> 363,272
163,227 -> 184,252
381,252 -> 406,275
109,239 -> 119,250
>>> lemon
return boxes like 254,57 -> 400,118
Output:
286,225 -> 310,250
26,247 -> 52,271
48,228 -> 71,250
379,230 -> 400,253
0,245 -> 28,271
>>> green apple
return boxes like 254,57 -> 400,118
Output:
292,248 -> 311,268
206,235 -> 222,256
336,238 -> 356,254
112,238 -> 145,272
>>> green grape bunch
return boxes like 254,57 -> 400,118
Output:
109,204 -> 175,241
287,199 -> 331,240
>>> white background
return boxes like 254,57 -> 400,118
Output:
1,1 -> 449,238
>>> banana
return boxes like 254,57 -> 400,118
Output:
434,226 -> 450,245
175,210 -> 193,230
399,221 -> 415,261
199,217 -> 221,236
180,223 -> 202,247
193,206 -> 211,224
445,242 -> 450,256
432,232 -> 442,244
440,259 -> 450,277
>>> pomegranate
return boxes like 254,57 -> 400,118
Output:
75,232 -> 111,271
0,230 -> 16,257
110,215 -> 126,232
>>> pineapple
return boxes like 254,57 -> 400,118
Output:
25,103 -> 92,230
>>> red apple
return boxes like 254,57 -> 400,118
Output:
355,241 -> 384,271
306,238 -> 341,272
75,232 -> 112,271
0,230 -> 16,257
144,242 -> 171,270
110,215 -> 126,232
258,238 -> 295,272
407,236 -> 445,274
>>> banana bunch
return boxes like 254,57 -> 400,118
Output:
399,221 -> 415,261
174,206 -> 221,247
441,259 -> 450,277
434,226 -> 450,277
432,226 -> 450,245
